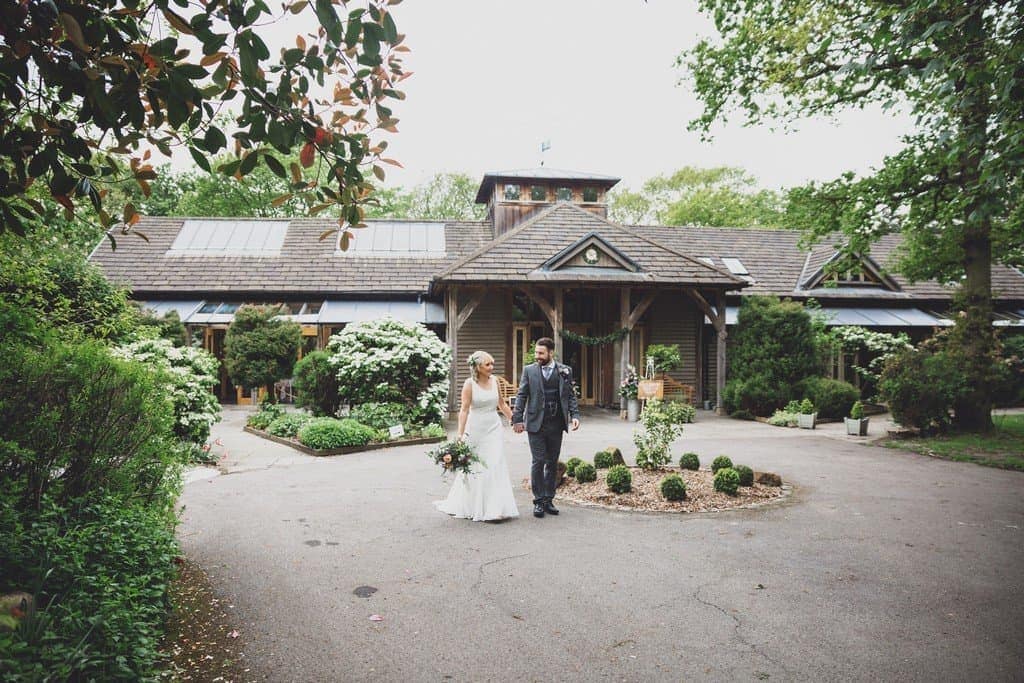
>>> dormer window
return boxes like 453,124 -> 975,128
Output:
503,184 -> 521,200
582,187 -> 599,202
829,268 -> 881,285
530,185 -> 547,201
556,187 -> 572,201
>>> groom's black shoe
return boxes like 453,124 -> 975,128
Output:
533,504 -> 545,518
543,502 -> 559,516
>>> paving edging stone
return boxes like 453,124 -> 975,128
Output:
556,483 -> 795,516
243,426 -> 444,456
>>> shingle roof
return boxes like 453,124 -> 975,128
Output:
434,202 -> 747,288
89,217 -> 491,296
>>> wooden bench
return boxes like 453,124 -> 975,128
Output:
495,375 -> 518,409
660,375 -> 695,405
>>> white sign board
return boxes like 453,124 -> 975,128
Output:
388,424 -> 405,439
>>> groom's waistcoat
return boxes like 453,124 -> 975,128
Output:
542,366 -> 562,421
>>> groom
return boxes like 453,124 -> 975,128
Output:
512,337 -> 581,518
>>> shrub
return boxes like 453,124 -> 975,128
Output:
247,403 -> 285,430
266,413 -> 313,438
297,418 -> 379,450
606,464 -> 632,493
350,402 -> 421,430
713,467 -> 740,495
574,462 -> 597,483
768,410 -> 799,427
723,375 -> 789,417
679,452 -> 700,470
224,305 -> 301,398
660,474 -> 687,501
850,401 -> 865,420
293,350 -> 342,417
879,348 -> 966,430
327,318 -> 451,424
711,455 -> 734,473
645,343 -> 682,374
799,376 -> 860,419
734,464 -> 754,487
633,398 -> 690,469
594,450 -> 617,469
798,398 -> 815,414
566,457 -> 584,476
731,409 -> 755,421
420,423 -> 446,438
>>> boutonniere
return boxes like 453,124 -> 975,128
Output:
558,366 -> 570,378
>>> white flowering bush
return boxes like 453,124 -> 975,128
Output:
113,338 -> 221,444
828,326 -> 913,387
326,317 -> 451,424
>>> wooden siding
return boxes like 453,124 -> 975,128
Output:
454,290 -> 508,395
645,292 -> 699,389
492,180 -> 609,236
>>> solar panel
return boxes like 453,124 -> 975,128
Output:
169,220 -> 288,255
721,257 -> 749,275
340,222 -> 447,257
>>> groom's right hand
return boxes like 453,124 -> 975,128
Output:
512,422 -> 525,434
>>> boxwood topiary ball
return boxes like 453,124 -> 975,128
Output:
734,464 -> 754,487
679,452 -> 700,470
575,462 -> 597,483
606,464 -> 632,493
594,450 -> 616,469
660,474 -> 687,501
711,455 -> 734,473
713,467 -> 740,495
566,457 -> 584,477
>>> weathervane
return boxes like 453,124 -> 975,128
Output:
540,139 -> 551,166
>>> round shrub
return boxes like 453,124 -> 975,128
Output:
879,348 -> 966,430
679,452 -> 700,470
293,350 -> 341,417
565,457 -> 584,476
711,455 -> 734,473
660,474 -> 687,501
799,376 -> 859,419
574,462 -> 597,483
594,450 -> 616,469
266,413 -> 312,438
734,464 -> 754,487
713,467 -> 740,495
297,417 -> 379,450
606,464 -> 632,494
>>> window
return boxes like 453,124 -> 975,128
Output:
721,257 -> 749,276
198,301 -> 221,314
530,185 -> 547,201
582,187 -> 599,202
556,187 -> 572,201
504,184 -> 521,200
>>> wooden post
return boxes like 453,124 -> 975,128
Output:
620,287 -> 631,384
446,286 -> 459,415
715,291 -> 728,416
553,287 -> 563,359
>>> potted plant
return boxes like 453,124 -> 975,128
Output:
620,364 -> 640,421
796,398 -> 817,429
645,344 -> 683,378
844,400 -> 869,436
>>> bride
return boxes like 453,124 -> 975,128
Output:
434,350 -> 519,521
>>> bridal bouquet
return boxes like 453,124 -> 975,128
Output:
427,439 -> 483,476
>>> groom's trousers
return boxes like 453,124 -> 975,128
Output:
528,415 -> 564,505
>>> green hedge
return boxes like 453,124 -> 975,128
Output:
798,377 -> 860,419
266,412 -> 313,438
297,418 -> 381,450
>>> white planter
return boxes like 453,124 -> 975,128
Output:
797,412 -> 817,429
627,398 -> 641,422
844,417 -> 869,436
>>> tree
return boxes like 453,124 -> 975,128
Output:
608,166 -> 787,227
0,0 -> 408,249
364,172 -> 486,220
224,305 -> 300,400
683,0 -> 1024,430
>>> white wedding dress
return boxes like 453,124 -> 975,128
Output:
434,379 -> 519,521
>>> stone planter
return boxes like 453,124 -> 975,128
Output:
627,398 -> 641,422
844,417 -> 869,436
797,412 -> 817,429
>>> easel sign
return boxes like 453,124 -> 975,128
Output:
637,379 -> 663,401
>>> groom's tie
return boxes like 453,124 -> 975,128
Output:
542,364 -> 552,381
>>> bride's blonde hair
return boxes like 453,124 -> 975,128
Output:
467,350 -> 493,381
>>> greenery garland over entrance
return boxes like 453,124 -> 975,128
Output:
560,327 -> 630,347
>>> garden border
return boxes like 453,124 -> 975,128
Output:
555,483 -> 796,515
244,426 -> 444,456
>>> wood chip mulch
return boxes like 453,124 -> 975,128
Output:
537,467 -> 789,513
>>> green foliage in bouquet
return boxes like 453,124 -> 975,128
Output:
427,439 -> 483,476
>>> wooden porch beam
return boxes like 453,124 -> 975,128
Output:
454,288 -> 486,331
626,290 -> 658,328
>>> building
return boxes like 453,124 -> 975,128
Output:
89,168 -> 1024,408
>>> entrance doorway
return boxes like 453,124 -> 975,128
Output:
562,325 -> 596,405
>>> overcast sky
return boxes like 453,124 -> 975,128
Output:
378,0 -> 914,193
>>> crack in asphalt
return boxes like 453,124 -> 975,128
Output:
471,552 -> 532,594
692,583 -> 790,674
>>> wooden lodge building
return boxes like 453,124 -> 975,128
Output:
89,168 -> 1024,410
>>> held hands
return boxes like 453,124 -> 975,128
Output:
512,422 -> 525,434
571,418 -> 580,431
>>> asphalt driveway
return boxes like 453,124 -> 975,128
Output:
178,407 -> 1024,681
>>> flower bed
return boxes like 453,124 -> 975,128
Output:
244,425 -> 444,456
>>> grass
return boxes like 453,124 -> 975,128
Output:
884,414 -> 1024,471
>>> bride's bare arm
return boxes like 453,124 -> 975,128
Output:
497,392 -> 513,424
456,379 -> 472,439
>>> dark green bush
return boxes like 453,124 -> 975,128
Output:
575,462 -> 597,483
224,305 -> 300,398
660,474 -> 687,501
594,450 -> 617,469
734,464 -> 754,487
247,403 -> 285,430
565,457 -> 584,476
349,402 -> 422,430
266,413 -> 313,438
879,348 -> 966,430
730,409 -> 755,421
799,376 -> 860,419
679,452 -> 700,470
297,418 -> 379,450
713,467 -> 740,495
606,464 -> 632,493
723,375 -> 790,417
293,351 -> 342,417
711,455 -> 734,473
